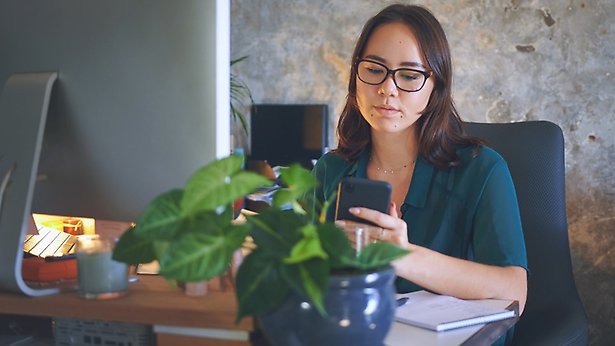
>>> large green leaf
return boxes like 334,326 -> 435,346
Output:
279,164 -> 318,193
271,189 -> 296,210
235,249 -> 289,322
132,189 -> 183,240
112,229 -> 157,264
152,240 -> 171,260
280,259 -> 329,316
179,209 -> 233,237
182,156 -> 270,215
247,209 -> 306,258
317,222 -> 355,269
158,224 -> 249,282
272,164 -> 318,209
355,242 -> 409,270
283,224 -> 327,264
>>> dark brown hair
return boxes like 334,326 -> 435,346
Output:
333,4 -> 481,169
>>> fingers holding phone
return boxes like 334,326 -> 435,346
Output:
334,177 -> 410,247
335,219 -> 384,254
347,205 -> 409,246
334,177 -> 392,253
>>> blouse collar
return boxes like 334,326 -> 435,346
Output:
350,148 -> 434,209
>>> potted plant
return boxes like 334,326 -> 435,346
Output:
112,155 -> 408,345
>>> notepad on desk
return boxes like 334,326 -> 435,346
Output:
395,290 -> 516,332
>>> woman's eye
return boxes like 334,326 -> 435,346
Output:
366,67 -> 385,75
398,71 -> 421,81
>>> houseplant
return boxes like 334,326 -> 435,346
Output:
230,56 -> 253,135
112,155 -> 408,345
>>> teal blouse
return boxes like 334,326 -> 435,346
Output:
312,145 -> 528,293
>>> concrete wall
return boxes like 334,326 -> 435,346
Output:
231,1 -> 615,344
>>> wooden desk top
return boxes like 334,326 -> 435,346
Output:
0,274 -> 253,332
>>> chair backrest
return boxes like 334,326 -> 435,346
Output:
465,121 -> 588,345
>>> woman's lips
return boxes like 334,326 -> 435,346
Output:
374,105 -> 400,116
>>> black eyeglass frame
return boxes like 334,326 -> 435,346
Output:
356,59 -> 432,93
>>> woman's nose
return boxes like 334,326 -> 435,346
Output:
378,73 -> 398,96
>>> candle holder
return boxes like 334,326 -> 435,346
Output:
76,236 -> 128,299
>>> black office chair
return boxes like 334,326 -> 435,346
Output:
465,121 -> 589,345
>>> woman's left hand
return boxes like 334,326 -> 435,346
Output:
341,202 -> 410,246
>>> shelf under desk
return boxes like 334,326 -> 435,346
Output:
0,274 -> 254,345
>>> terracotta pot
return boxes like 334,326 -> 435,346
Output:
180,281 -> 208,297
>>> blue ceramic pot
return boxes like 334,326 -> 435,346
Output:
258,266 -> 396,346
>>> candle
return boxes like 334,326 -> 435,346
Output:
76,237 -> 128,299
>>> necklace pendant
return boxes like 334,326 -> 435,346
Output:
370,156 -> 416,175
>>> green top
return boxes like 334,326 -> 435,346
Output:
312,145 -> 528,293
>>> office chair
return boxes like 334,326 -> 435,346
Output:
465,121 -> 589,345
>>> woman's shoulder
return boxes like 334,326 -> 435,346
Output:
451,145 -> 513,195
457,144 -> 507,171
458,144 -> 503,161
315,151 -> 349,165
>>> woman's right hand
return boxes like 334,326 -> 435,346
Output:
344,203 -> 410,247
334,219 -> 384,252
335,202 -> 411,252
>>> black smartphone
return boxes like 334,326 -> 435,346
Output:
335,177 -> 392,226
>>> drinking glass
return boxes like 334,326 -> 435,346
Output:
342,224 -> 382,255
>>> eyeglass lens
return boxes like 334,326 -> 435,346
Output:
357,60 -> 428,92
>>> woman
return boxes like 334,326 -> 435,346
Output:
312,4 -> 528,315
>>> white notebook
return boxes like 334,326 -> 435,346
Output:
395,290 -> 516,332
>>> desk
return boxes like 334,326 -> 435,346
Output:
0,275 -> 254,345
0,275 -> 517,346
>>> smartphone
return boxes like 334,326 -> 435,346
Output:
335,177 -> 392,226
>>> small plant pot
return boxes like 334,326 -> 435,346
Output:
179,281 -> 208,297
258,266 -> 396,346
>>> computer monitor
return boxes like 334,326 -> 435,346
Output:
0,0 -> 230,295
250,104 -> 329,169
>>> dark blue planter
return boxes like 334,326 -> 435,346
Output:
258,266 -> 396,346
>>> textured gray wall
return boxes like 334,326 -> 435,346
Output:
231,1 -> 615,344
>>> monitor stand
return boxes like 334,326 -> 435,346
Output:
0,72 -> 60,296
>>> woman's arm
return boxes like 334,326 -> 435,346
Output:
394,243 -> 527,314
342,205 -> 528,314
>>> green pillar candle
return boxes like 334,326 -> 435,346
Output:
76,237 -> 128,299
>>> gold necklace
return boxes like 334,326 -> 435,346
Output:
370,156 -> 416,174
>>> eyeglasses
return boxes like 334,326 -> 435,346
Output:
356,59 -> 432,92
